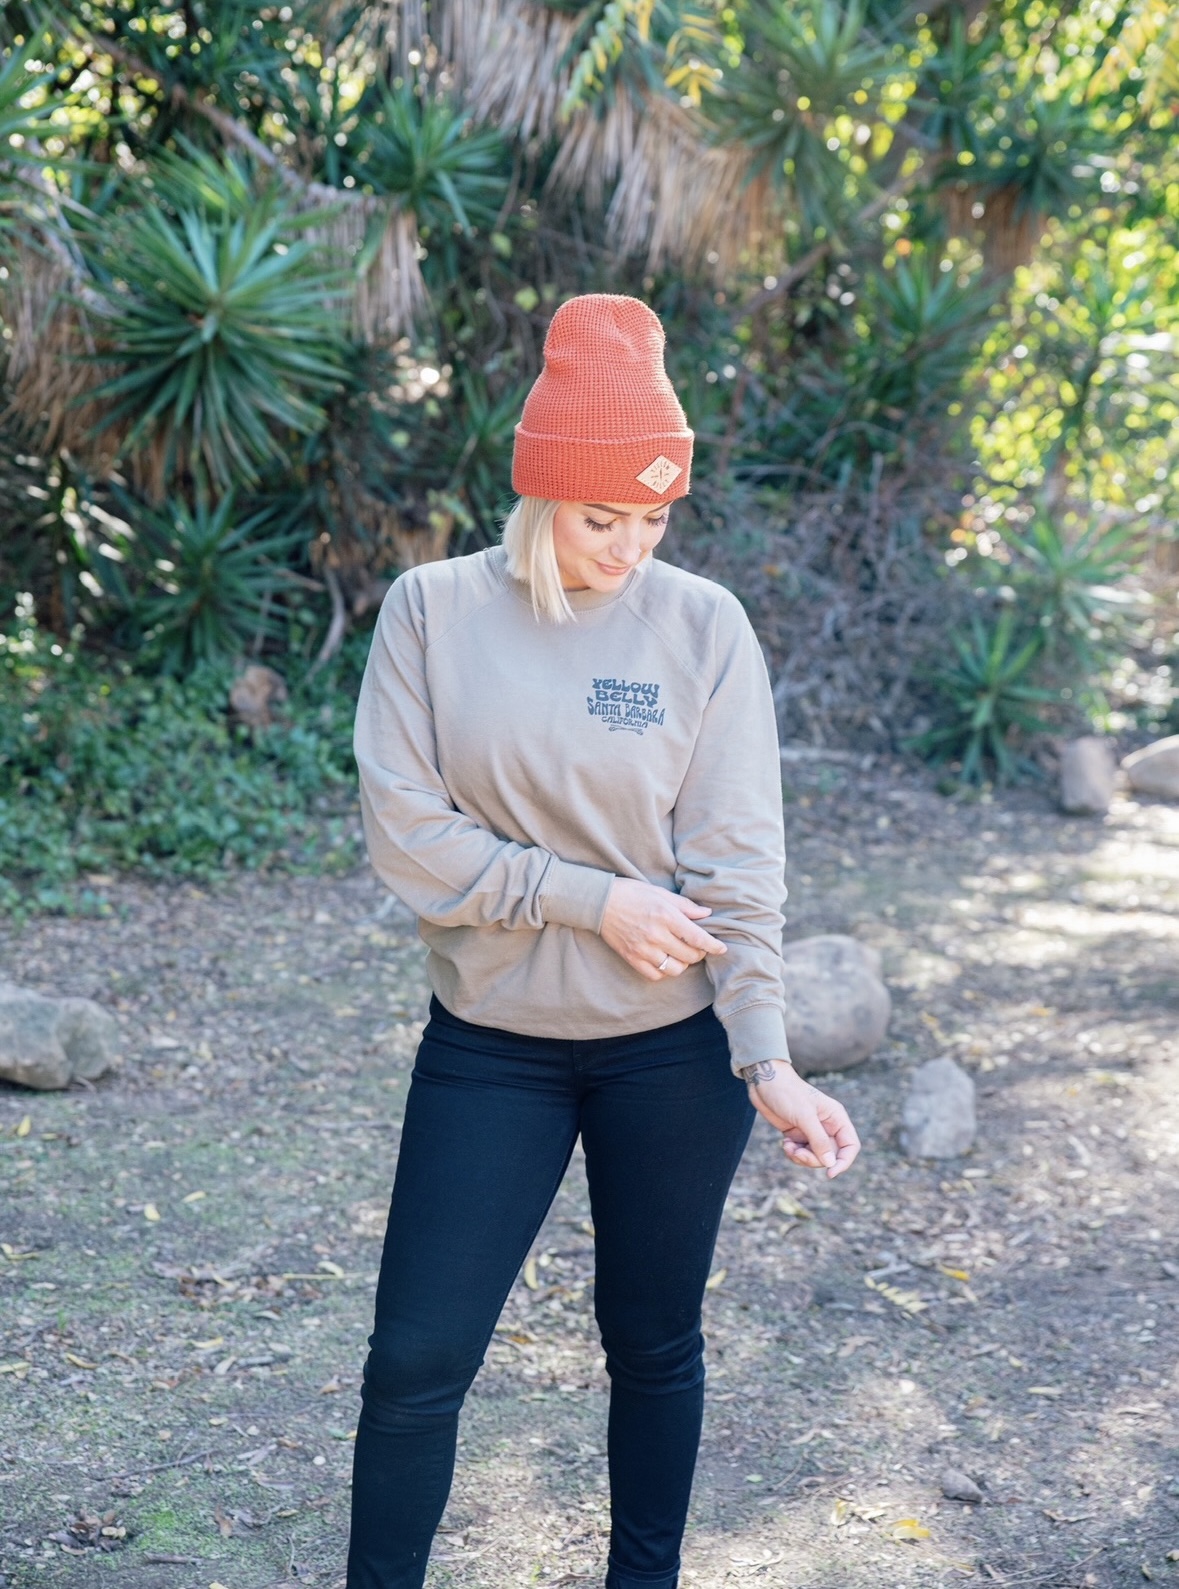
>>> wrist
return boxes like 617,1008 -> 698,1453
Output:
739,1058 -> 794,1087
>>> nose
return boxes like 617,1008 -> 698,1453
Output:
608,522 -> 645,564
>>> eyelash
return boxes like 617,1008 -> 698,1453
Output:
585,515 -> 668,532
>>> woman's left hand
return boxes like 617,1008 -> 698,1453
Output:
739,1060 -> 860,1179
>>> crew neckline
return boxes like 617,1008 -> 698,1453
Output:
489,542 -> 646,613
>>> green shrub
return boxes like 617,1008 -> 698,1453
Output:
907,606 -> 1058,785
0,597 -> 367,917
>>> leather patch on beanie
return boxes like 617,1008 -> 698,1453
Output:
635,455 -> 682,493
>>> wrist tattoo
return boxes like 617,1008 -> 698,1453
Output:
740,1060 -> 779,1088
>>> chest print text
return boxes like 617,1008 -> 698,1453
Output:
586,677 -> 666,735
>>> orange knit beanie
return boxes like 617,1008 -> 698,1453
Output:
512,293 -> 693,504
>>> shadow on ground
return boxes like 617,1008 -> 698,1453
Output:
1,761 -> 1177,1588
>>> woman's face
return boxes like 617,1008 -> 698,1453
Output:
551,500 -> 671,592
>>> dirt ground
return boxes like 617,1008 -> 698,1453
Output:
2,758 -> 1178,1589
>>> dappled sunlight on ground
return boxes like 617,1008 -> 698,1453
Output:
0,764 -> 1176,1587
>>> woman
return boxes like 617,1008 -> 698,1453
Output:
349,293 -> 860,1589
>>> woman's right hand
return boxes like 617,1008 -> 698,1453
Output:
598,877 -> 727,982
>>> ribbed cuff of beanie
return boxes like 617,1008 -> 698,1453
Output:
539,858 -> 616,934
512,428 -> 692,505
722,1002 -> 792,1077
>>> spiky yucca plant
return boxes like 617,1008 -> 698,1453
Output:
78,179 -> 349,498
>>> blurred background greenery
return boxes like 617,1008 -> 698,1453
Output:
1,0 -> 1177,912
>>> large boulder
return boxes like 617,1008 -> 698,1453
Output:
1122,736 -> 1179,801
1059,736 -> 1115,816
0,983 -> 119,1090
781,934 -> 891,1075
900,1056 -> 976,1159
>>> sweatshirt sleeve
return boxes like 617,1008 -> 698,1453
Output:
671,597 -> 790,1076
353,574 -> 616,933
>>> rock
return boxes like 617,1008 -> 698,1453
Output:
1122,735 -> 1179,800
780,934 -> 891,1075
940,1467 -> 983,1504
0,982 -> 119,1090
229,664 -> 288,729
900,1056 -> 976,1159
1059,736 -> 1115,815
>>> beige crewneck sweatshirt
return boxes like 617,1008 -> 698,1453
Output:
353,543 -> 789,1075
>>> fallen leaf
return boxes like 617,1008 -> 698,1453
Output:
523,1258 -> 539,1291
837,1334 -> 872,1359
143,1204 -> 161,1223
0,1361 -> 31,1376
317,1259 -> 345,1278
890,1518 -> 931,1542
1,1244 -> 38,1262
192,1337 -> 224,1351
182,1191 -> 206,1203
1027,1386 -> 1063,1397
16,1115 -> 31,1138
775,1193 -> 812,1219
831,1498 -> 851,1527
705,1267 -> 727,1291
939,1266 -> 971,1282
865,1276 -> 927,1313
65,1354 -> 97,1369
319,1377 -> 342,1395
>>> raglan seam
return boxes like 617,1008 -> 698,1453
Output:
403,563 -> 513,656
618,591 -> 712,688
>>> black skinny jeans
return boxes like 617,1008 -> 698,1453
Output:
346,995 -> 754,1589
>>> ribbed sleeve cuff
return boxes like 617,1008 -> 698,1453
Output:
721,1003 -> 792,1077
540,859 -> 616,933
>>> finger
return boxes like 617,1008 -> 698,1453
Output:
672,921 -> 727,955
782,1138 -> 825,1169
795,1110 -> 836,1170
657,934 -> 711,966
817,1101 -> 862,1161
658,955 -> 687,978
672,898 -> 713,919
628,956 -> 662,983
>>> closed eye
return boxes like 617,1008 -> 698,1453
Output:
584,514 -> 669,532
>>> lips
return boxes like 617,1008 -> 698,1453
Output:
596,562 -> 631,576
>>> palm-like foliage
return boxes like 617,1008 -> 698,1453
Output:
1005,511 -> 1134,665
345,84 -> 509,248
109,492 -> 306,675
763,258 -> 993,478
909,608 -> 1057,785
78,180 -> 348,495
0,36 -> 59,162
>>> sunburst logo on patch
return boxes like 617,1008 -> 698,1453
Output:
635,455 -> 682,493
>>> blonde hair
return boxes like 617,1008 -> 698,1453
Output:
500,496 -> 575,625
